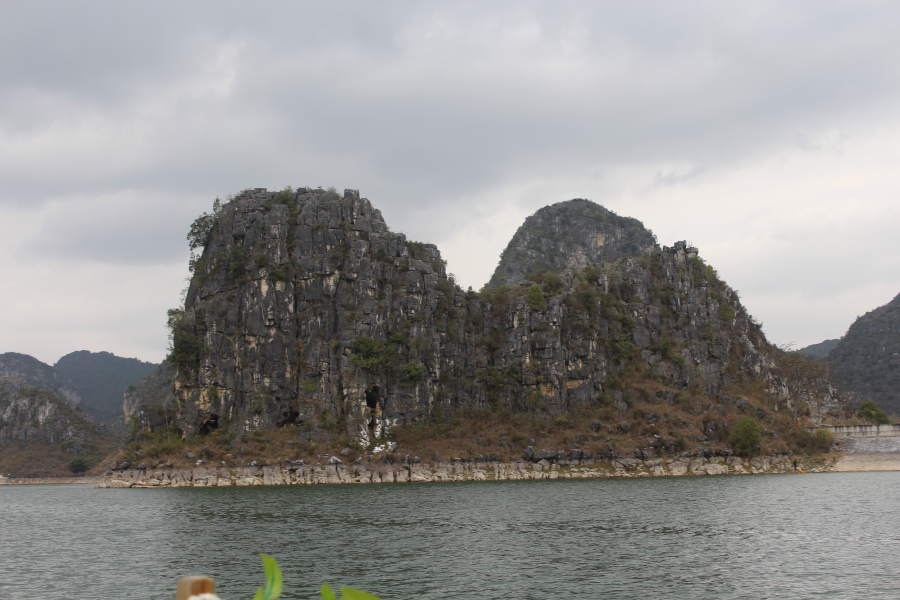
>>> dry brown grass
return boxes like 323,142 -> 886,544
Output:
0,437 -> 115,478
106,374 -> 820,469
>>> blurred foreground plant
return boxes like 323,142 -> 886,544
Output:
253,555 -> 282,600
245,555 -> 382,600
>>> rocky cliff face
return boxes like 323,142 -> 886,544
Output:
158,188 -> 841,449
828,292 -> 900,414
486,199 -> 657,288
0,353 -> 116,476
123,360 -> 176,432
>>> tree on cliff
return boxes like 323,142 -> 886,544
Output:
858,400 -> 891,424
729,417 -> 762,456
187,197 -> 222,272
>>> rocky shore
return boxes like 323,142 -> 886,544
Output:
1,475 -> 100,485
831,436 -> 900,472
96,454 -> 807,488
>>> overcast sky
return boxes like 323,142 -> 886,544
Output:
2,1 -> 900,365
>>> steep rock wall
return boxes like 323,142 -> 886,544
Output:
160,188 -> 842,446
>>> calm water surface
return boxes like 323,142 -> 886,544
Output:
1,472 -> 898,599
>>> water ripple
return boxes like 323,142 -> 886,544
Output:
1,473 -> 899,599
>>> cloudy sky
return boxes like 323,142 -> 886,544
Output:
2,1 -> 900,365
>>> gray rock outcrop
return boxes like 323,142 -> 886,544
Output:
486,199 -> 657,288
96,453 -> 799,488
123,360 -> 177,433
156,187 -> 838,446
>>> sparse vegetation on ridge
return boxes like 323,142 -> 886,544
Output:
121,189 -> 851,473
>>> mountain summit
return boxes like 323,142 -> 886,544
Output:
486,199 -> 657,288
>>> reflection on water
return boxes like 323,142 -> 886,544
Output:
1,473 -> 898,599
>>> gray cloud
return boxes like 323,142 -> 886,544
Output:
15,192 -> 202,265
1,0 -> 900,361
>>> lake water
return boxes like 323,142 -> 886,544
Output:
1,472 -> 898,599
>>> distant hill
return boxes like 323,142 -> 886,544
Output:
486,199 -> 657,288
54,351 -> 158,427
797,339 -> 840,358
0,353 -> 117,477
828,292 -> 900,415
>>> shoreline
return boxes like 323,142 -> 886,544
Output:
831,452 -> 900,471
96,454 -> 810,488
0,475 -> 101,486
3,452 -> 892,488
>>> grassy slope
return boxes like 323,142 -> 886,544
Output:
112,377 -> 830,471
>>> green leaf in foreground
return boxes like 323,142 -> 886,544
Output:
252,554 -> 283,600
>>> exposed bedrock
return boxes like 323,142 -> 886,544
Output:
131,188 -> 842,445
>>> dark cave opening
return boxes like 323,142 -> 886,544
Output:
365,386 -> 382,430
365,386 -> 381,410
197,412 -> 219,436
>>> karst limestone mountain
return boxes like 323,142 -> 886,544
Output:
823,292 -> 900,414
0,353 -> 117,476
124,188 -> 844,449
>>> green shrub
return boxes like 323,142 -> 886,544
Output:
652,336 -> 675,359
249,394 -> 270,415
583,266 -> 602,281
541,271 -> 563,295
255,254 -> 271,270
401,362 -> 425,383
350,336 -> 402,375
612,333 -> 637,363
170,329 -> 202,372
228,245 -> 247,281
720,304 -> 736,322
580,288 -> 598,311
68,456 -> 91,474
301,380 -> 317,393
350,337 -> 385,371
858,400 -> 891,424
527,284 -> 546,310
270,268 -> 287,281
729,416 -> 762,456
813,427 -> 834,448
274,186 -> 294,204
672,353 -> 686,366
187,199 -> 221,251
